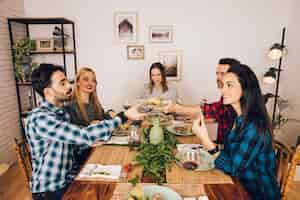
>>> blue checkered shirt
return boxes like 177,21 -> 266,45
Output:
215,116 -> 280,200
25,100 -> 121,193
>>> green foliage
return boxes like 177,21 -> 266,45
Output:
128,175 -> 139,187
15,63 -> 24,82
135,128 -> 178,184
13,38 -> 36,82
14,38 -> 35,61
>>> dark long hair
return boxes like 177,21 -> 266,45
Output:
228,64 -> 272,135
149,62 -> 168,94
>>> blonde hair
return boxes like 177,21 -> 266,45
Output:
74,67 -> 103,123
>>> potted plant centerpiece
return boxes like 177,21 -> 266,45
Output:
135,115 -> 178,184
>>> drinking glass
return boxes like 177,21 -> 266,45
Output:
182,150 -> 200,170
128,125 -> 140,147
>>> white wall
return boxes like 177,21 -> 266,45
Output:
24,0 -> 300,146
274,0 -> 300,146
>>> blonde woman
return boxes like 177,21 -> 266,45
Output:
68,67 -> 116,126
67,67 -> 115,166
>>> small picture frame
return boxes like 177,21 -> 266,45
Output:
127,45 -> 144,60
35,39 -> 53,51
149,25 -> 173,43
159,51 -> 182,81
114,11 -> 138,43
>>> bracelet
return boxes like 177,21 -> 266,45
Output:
208,145 -> 219,155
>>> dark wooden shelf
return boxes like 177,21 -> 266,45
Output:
8,17 -> 77,137
17,82 -> 32,86
30,50 -> 74,55
7,17 -> 74,24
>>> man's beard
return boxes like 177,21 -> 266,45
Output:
54,94 -> 72,103
53,89 -> 73,103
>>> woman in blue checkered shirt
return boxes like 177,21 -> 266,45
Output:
193,64 -> 280,199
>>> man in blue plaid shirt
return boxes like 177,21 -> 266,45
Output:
26,63 -> 144,200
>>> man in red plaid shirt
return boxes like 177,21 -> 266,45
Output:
166,58 -> 240,144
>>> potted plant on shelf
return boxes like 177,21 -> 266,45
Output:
14,38 -> 37,82
52,26 -> 70,51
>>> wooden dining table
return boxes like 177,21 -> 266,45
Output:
63,125 -> 250,200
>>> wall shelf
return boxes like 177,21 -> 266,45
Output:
7,17 -> 78,137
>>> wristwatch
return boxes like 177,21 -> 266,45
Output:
208,145 -> 219,155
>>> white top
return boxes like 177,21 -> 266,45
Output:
142,83 -> 179,102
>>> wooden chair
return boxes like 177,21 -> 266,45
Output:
274,140 -> 292,193
281,145 -> 300,200
13,137 -> 32,188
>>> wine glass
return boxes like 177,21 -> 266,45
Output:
128,125 -> 140,148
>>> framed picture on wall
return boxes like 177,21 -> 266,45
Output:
114,12 -> 138,43
159,51 -> 182,81
127,45 -> 144,60
149,25 -> 173,43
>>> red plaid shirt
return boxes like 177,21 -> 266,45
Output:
202,97 -> 236,144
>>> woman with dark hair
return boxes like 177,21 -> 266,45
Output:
142,62 -> 179,102
193,64 -> 280,199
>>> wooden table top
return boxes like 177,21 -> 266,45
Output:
63,133 -> 250,199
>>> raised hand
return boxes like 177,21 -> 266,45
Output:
124,104 -> 146,121
163,101 -> 177,114
192,115 -> 209,141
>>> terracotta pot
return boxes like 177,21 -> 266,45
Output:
141,175 -> 157,183
141,171 -> 166,183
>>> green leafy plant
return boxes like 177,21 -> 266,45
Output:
13,38 -> 36,82
135,128 -> 178,184
128,175 -> 139,187
14,38 -> 35,61
15,63 -> 25,82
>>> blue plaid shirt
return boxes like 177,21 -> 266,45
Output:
215,116 -> 280,200
25,100 -> 122,193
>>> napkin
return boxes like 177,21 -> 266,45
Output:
105,136 -> 129,145
76,164 -> 122,180
176,144 -> 203,152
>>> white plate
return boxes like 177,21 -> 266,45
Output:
143,185 -> 182,200
105,136 -> 129,145
166,125 -> 194,136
